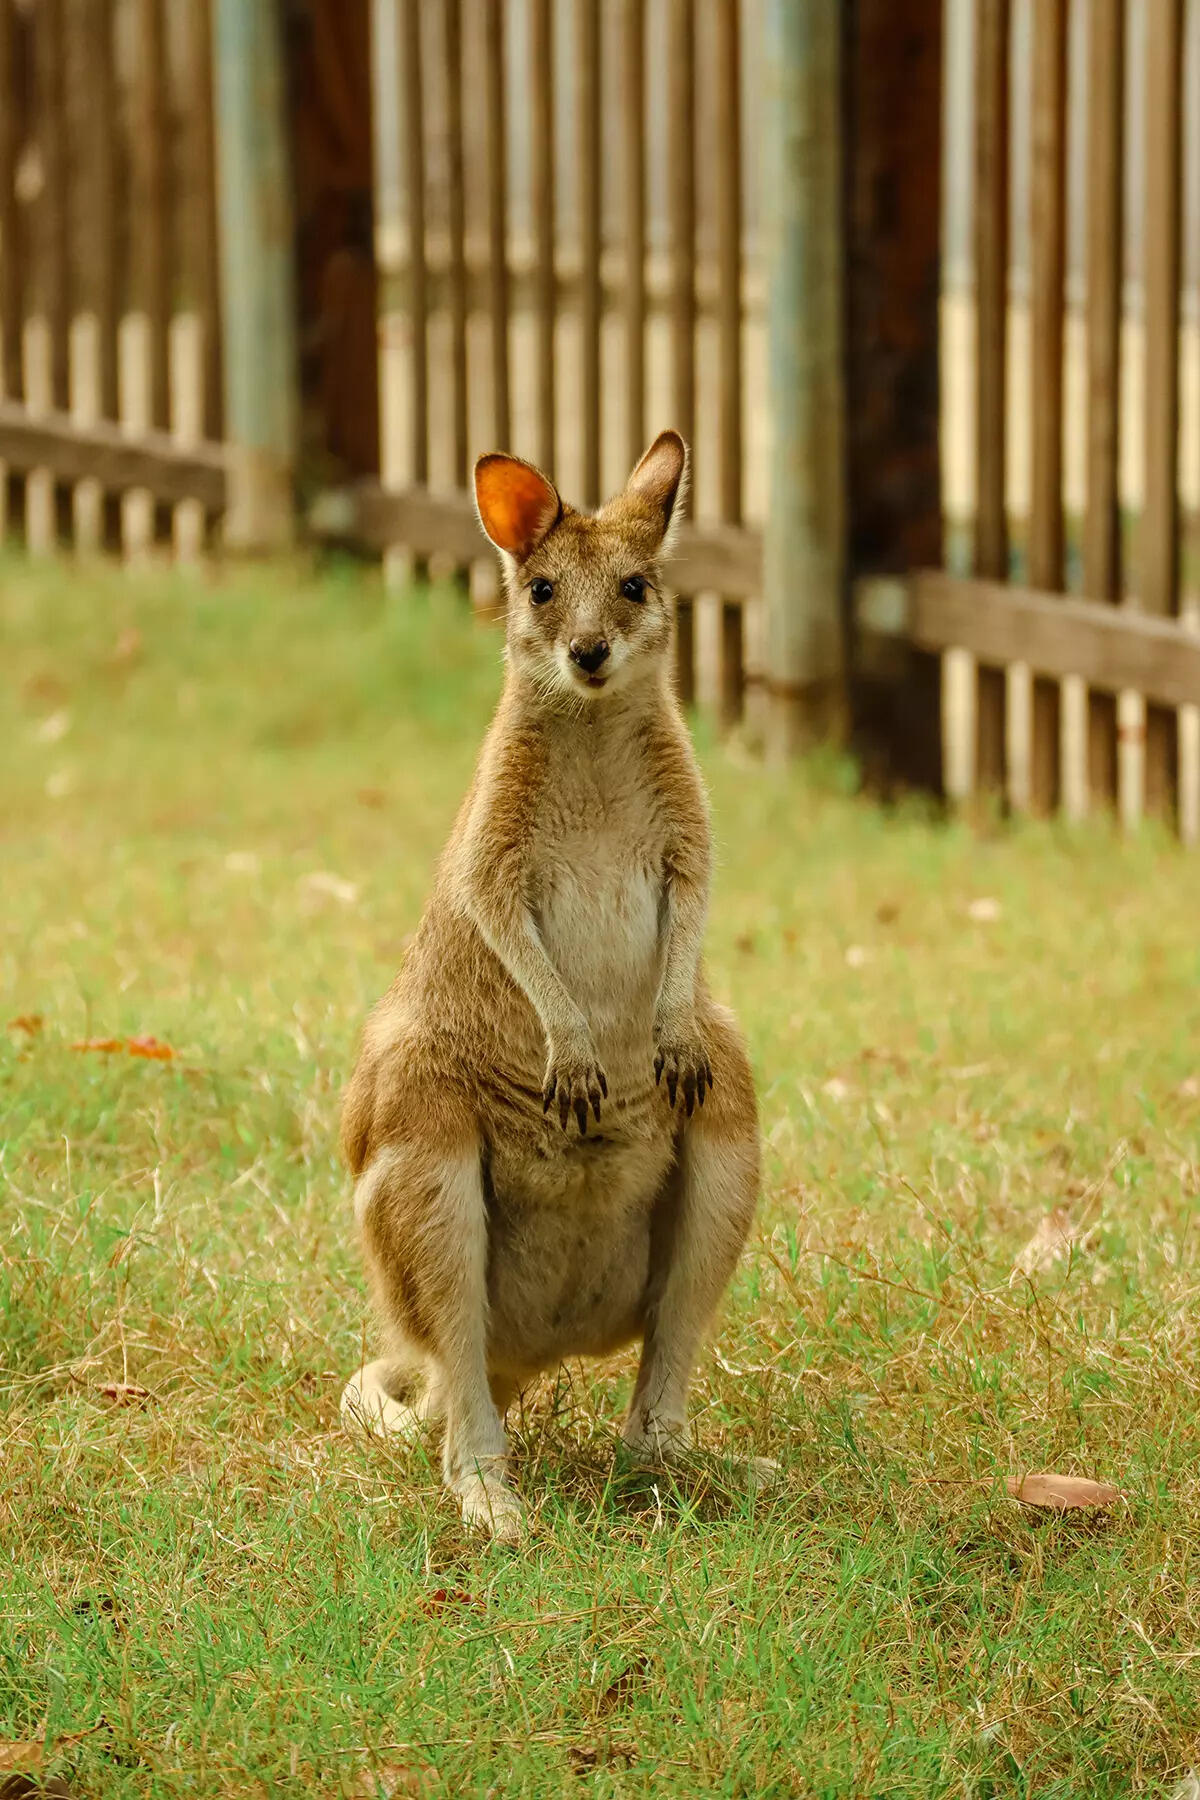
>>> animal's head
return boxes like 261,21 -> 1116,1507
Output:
473,431 -> 688,706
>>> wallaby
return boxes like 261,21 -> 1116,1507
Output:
340,431 -> 761,1541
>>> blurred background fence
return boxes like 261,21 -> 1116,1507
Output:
4,0 -> 1200,835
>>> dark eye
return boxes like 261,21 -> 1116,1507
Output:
621,575 -> 647,604
529,578 -> 554,606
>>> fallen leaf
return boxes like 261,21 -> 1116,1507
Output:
96,1383 -> 150,1407
71,1035 -> 175,1061
1010,1207 -> 1087,1281
0,1747 -> 42,1774
349,1764 -> 431,1797
7,1015 -> 43,1036
967,896 -> 1002,923
597,1652 -> 653,1715
1006,1471 -> 1120,1511
298,870 -> 359,906
419,1587 -> 480,1617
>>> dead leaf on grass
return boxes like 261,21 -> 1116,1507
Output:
349,1763 -> 432,1797
0,1748 -> 43,1775
1006,1471 -> 1120,1511
7,1015 -> 43,1036
95,1383 -> 151,1407
71,1035 -> 176,1061
597,1652 -> 653,1715
1010,1207 -> 1088,1281
419,1587 -> 480,1617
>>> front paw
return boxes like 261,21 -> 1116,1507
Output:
653,1019 -> 713,1115
543,1039 -> 608,1133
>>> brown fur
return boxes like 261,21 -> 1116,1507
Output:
340,432 -> 761,1539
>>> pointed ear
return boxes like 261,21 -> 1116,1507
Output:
474,453 -> 562,561
625,430 -> 689,547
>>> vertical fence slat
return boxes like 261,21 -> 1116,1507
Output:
402,0 -> 428,489
185,0 -> 222,443
972,0 -> 1010,794
69,0 -> 114,549
668,0 -> 696,704
1083,0 -> 1124,813
1143,0 -> 1183,820
484,0 -> 510,450
716,0 -> 743,726
0,0 -> 19,538
621,0 -> 645,471
1026,0 -> 1066,817
577,0 -> 600,505
0,0 -> 20,408
443,0 -> 467,491
530,0 -> 555,473
26,0 -> 68,551
134,0 -> 170,431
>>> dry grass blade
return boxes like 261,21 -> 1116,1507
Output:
1006,1472 -> 1121,1511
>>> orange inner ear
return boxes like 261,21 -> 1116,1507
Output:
476,458 -> 559,559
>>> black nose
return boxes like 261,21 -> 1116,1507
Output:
569,636 -> 610,675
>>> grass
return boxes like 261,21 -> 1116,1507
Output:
2,553 -> 1200,1799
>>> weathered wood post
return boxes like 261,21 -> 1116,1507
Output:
761,0 -> 846,760
841,0 -> 943,791
212,0 -> 296,548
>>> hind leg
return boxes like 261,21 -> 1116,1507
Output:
354,1137 -> 525,1543
624,1006 -> 759,1461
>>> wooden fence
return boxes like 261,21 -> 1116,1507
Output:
928,0 -> 1200,840
0,0 -> 227,558
326,0 -> 765,725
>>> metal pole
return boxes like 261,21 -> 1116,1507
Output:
212,0 -> 296,549
762,0 -> 846,759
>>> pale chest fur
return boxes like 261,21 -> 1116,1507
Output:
529,723 -> 667,1060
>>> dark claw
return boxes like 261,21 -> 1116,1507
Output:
683,1070 -> 697,1116
543,1082 -> 554,1114
574,1094 -> 588,1135
653,1051 -> 664,1085
695,1065 -> 706,1106
705,1061 -> 715,1090
558,1087 -> 570,1130
591,1087 -> 602,1122
666,1067 -> 678,1109
599,1069 -> 608,1099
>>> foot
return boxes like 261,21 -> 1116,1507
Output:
456,1473 -> 526,1544
620,1410 -> 693,1466
341,1361 -> 431,1441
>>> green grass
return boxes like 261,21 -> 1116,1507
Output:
3,554 -> 1200,1798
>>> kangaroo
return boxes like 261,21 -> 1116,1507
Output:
339,431 -> 761,1541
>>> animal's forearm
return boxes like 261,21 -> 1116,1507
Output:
656,877 -> 707,1024
467,888 -> 591,1049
